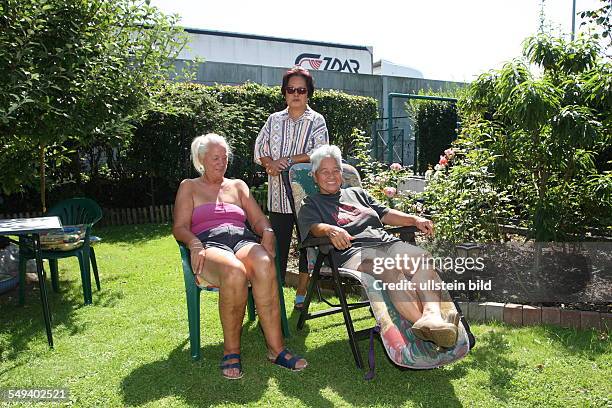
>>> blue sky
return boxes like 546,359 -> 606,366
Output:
150,0 -> 603,82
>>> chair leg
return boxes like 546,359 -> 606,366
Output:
82,248 -> 93,304
247,288 -> 256,321
297,254 -> 324,330
275,250 -> 290,338
49,259 -> 60,293
329,255 -> 364,369
186,286 -> 201,361
77,253 -> 92,305
90,247 -> 100,291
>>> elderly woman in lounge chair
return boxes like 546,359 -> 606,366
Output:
297,144 -> 460,349
173,133 -> 307,379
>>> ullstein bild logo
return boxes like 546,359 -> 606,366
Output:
295,53 -> 361,73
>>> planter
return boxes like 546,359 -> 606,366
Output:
0,272 -> 18,295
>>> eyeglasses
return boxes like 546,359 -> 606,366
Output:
286,86 -> 308,95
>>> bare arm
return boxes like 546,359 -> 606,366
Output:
309,223 -> 354,250
172,179 -> 198,246
237,180 -> 276,256
172,179 -> 208,274
381,209 -> 434,236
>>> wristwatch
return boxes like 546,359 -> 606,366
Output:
263,227 -> 275,234
286,156 -> 294,166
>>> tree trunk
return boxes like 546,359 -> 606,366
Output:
39,143 -> 46,213
150,175 -> 156,207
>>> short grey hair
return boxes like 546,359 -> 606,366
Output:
190,133 -> 232,175
310,144 -> 342,173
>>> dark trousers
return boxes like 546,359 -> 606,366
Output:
269,212 -> 307,284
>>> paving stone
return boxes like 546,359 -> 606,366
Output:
560,309 -> 581,329
484,302 -> 504,322
580,311 -> 601,331
541,307 -> 560,326
504,303 -> 523,326
522,305 -> 541,326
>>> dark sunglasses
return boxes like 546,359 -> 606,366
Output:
286,86 -> 308,95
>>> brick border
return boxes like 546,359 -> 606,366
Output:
461,302 -> 609,331
286,271 -> 609,332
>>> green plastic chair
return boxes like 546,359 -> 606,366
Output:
177,240 -> 290,361
18,198 -> 103,305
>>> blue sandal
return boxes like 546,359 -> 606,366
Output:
294,295 -> 306,311
220,353 -> 244,380
269,348 -> 307,372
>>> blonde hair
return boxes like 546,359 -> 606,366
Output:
190,133 -> 232,175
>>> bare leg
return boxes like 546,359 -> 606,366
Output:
296,272 -> 309,297
236,244 -> 307,369
197,247 -> 248,379
357,259 -> 423,323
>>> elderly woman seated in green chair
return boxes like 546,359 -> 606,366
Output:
297,145 -> 460,349
173,133 -> 307,379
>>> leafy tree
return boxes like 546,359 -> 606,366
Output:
0,0 -> 187,210
454,33 -> 611,241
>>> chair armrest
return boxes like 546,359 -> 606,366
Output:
299,236 -> 332,249
384,226 -> 418,234
300,225 -> 420,249
385,226 -> 418,244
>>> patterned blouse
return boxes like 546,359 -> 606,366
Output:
254,106 -> 329,213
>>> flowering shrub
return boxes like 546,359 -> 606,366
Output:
352,130 -> 424,214
422,129 -> 515,243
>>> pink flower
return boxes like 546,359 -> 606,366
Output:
390,162 -> 402,171
439,155 -> 448,166
444,148 -> 455,159
383,186 -> 397,198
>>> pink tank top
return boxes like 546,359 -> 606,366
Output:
191,202 -> 247,235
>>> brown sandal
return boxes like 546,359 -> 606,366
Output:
412,316 -> 458,348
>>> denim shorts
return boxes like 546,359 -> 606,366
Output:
196,225 -> 259,254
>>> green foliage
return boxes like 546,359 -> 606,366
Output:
0,81 -> 378,211
120,82 -> 225,206
119,82 -> 378,207
206,83 -> 284,184
310,89 -> 378,155
0,0 -> 187,208
422,128 -> 515,243
579,0 -> 611,50
208,82 -> 379,156
451,33 -> 612,241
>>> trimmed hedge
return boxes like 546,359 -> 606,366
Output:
1,81 -> 378,211
406,93 -> 460,174
208,82 -> 379,156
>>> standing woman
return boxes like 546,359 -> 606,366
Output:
254,66 -> 329,310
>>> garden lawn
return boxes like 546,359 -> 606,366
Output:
0,224 -> 610,407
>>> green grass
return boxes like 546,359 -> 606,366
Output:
1,224 -> 610,407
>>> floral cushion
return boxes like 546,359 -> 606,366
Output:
344,268 -> 471,369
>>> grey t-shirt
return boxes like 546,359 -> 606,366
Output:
297,187 -> 400,265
